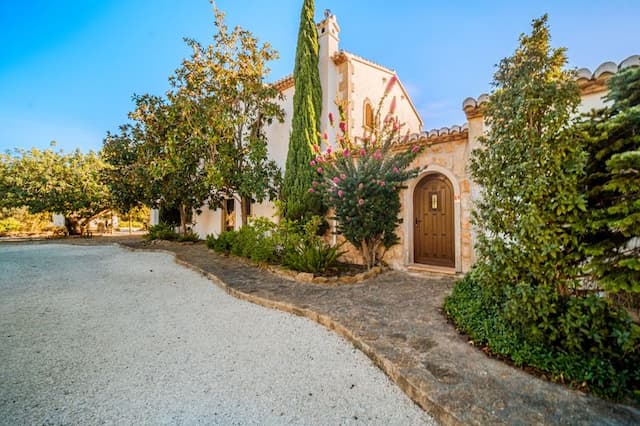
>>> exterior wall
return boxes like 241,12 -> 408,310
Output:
347,56 -> 422,138
150,208 -> 159,226
317,14 -> 341,144
251,201 -> 279,222
382,133 -> 473,273
265,85 -> 295,170
192,204 -> 222,239
52,213 -> 65,228
578,90 -> 609,114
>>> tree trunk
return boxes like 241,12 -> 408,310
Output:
361,240 -> 372,270
179,204 -> 187,234
64,217 -> 81,236
240,197 -> 248,227
128,214 -> 132,235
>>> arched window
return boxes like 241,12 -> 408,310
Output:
364,101 -> 374,130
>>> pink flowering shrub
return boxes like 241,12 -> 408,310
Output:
310,79 -> 423,268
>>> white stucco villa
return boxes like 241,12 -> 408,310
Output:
152,12 -> 639,274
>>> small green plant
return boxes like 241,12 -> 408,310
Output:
206,231 -> 237,254
205,215 -> 345,274
145,223 -> 179,241
284,238 -> 344,274
177,230 -> 200,242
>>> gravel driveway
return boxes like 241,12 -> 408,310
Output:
0,244 -> 434,425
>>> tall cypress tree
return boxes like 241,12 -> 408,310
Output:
281,0 -> 323,222
580,66 -> 640,292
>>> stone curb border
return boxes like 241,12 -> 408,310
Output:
148,240 -> 389,287
264,263 -> 388,286
120,244 -> 462,426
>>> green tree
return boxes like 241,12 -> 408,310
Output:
127,93 -> 211,234
446,17 -> 640,400
469,14 -> 583,302
579,66 -> 640,292
101,124 -> 147,218
0,145 -> 111,235
172,6 -> 284,227
281,0 -> 324,223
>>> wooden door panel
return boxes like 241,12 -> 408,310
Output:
414,175 -> 454,267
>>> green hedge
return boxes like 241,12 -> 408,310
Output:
444,274 -> 640,401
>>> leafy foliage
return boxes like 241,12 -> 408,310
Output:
104,3 -> 283,231
126,94 -> 212,234
146,223 -> 179,241
283,238 -> 344,274
281,0 -> 325,223
469,14 -> 583,296
0,145 -> 110,235
0,207 -> 55,235
207,217 -> 280,263
0,217 -> 21,234
101,125 -> 148,218
445,273 -> 640,401
311,82 -> 422,268
177,230 -> 200,243
206,215 -> 341,273
446,15 -> 640,401
173,6 -> 284,226
577,66 -> 640,293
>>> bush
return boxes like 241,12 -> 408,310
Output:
445,273 -> 640,401
311,87 -> 422,269
177,230 -> 200,243
0,217 -> 22,234
206,231 -> 237,254
146,223 -> 179,241
205,216 -> 344,274
284,239 -> 344,273
206,218 -> 280,263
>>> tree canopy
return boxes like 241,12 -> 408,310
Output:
176,7 -> 284,226
469,14 -> 583,297
1,145 -> 110,234
578,66 -> 640,292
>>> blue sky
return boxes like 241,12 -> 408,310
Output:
1,0 -> 638,153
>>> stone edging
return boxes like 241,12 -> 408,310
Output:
264,263 -> 388,286
146,241 -> 388,286
119,244 -> 462,426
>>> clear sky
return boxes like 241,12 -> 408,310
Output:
1,0 -> 638,153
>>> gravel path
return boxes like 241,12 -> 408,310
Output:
0,244 -> 435,425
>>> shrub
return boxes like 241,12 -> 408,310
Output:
229,221 -> 277,263
205,216 -> 344,274
311,80 -> 422,269
206,231 -> 237,254
284,239 -> 344,273
206,218 -> 281,263
177,230 -> 200,243
445,273 -> 640,401
0,217 -> 22,234
146,223 -> 179,241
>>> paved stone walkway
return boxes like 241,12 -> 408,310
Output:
11,236 -> 639,425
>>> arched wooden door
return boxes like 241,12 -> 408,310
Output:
413,174 -> 455,267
